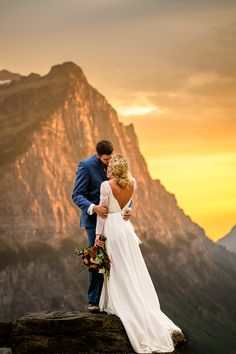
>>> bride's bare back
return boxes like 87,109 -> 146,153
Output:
108,179 -> 134,210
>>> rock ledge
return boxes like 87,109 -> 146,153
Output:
0,311 -> 187,353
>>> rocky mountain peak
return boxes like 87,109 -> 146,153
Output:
46,61 -> 87,82
0,69 -> 21,81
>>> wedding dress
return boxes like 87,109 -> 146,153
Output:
96,180 -> 183,353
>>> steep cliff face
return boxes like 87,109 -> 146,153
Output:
0,62 -> 236,354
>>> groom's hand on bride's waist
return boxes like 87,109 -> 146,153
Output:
93,204 -> 108,218
123,208 -> 132,221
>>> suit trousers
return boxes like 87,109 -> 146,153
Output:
86,227 -> 104,305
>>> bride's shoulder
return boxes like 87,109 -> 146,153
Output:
101,180 -> 111,192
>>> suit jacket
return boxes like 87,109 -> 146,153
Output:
72,154 -> 108,228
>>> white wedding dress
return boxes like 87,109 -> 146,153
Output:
96,180 -> 183,353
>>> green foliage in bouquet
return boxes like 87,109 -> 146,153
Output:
74,235 -> 111,277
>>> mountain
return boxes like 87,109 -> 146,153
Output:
0,61 -> 203,243
217,225 -> 236,254
0,69 -> 22,84
0,62 -> 236,354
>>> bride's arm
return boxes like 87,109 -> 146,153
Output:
95,182 -> 109,246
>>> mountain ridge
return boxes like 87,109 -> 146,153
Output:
0,69 -> 22,81
217,224 -> 236,254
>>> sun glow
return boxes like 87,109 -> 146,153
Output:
147,153 -> 236,241
118,105 -> 165,117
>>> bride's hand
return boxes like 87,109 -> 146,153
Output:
94,235 -> 105,248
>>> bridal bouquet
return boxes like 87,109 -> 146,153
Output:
74,235 -> 111,277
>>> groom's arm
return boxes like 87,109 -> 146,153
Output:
72,161 -> 92,213
72,161 -> 108,217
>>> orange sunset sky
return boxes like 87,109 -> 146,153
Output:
1,0 -> 235,241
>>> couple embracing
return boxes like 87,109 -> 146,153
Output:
72,140 -> 185,353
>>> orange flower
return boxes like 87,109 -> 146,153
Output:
74,235 -> 111,277
83,258 -> 89,265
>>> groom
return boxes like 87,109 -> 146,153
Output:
72,140 -> 131,312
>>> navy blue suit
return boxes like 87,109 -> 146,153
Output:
72,154 -> 107,304
72,154 -> 108,228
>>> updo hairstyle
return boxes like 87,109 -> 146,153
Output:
109,154 -> 132,188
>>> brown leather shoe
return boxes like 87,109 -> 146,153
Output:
88,304 -> 100,313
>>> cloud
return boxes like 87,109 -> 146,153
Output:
117,105 -> 164,117
187,72 -> 223,87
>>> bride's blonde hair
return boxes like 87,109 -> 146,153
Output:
109,154 -> 132,188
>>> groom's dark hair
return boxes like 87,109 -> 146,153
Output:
96,140 -> 114,155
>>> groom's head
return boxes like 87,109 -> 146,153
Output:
96,140 -> 114,166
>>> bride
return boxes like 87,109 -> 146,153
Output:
95,154 -> 185,353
